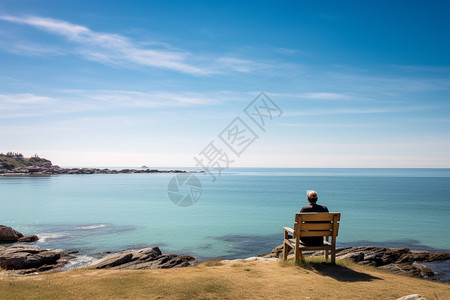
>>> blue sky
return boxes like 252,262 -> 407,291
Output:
0,0 -> 449,167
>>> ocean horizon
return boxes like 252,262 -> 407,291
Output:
1,168 -> 449,270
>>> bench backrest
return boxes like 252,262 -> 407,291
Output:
293,213 -> 341,238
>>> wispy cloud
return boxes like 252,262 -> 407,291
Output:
0,93 -> 57,114
0,16 -> 210,75
390,65 -> 450,73
284,105 -> 436,117
299,92 -> 352,100
273,47 -> 302,55
0,15 -> 211,75
277,122 -> 382,128
0,15 -> 277,76
0,40 -> 62,56
216,57 -> 260,73
0,90 -> 244,119
324,71 -> 450,93
268,92 -> 356,101
0,93 -> 55,104
75,90 -> 220,107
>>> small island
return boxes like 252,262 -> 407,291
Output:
0,152 -> 193,176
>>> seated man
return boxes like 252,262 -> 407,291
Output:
299,190 -> 329,246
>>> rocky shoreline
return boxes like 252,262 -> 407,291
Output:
0,153 -> 197,176
0,246 -> 195,275
0,225 -> 195,274
0,246 -> 77,275
260,244 -> 450,281
0,165 -> 193,176
1,225 -> 449,281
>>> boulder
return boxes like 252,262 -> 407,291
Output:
18,235 -> 39,243
89,247 -> 195,270
0,246 -> 74,274
0,225 -> 24,243
396,294 -> 425,300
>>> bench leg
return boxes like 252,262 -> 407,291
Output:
299,251 -> 304,262
324,249 -> 329,262
331,248 -> 336,264
283,242 -> 289,260
294,246 -> 305,262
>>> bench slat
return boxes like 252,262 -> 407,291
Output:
299,230 -> 333,237
299,213 -> 340,222
300,223 -> 333,230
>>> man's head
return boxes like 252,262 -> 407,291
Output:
306,190 -> 318,204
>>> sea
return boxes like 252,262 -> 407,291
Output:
1,168 -> 449,278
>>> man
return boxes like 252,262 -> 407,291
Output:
300,190 -> 328,213
300,190 -> 329,245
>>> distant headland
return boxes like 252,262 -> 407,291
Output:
0,152 -> 192,176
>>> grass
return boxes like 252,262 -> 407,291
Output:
1,258 -> 449,300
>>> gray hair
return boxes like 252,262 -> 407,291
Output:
307,190 -> 318,201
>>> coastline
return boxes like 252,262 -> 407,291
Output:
1,225 -> 449,300
0,165 -> 199,176
1,240 -> 449,283
0,153 -> 202,176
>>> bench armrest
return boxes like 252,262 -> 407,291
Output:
283,227 -> 294,239
283,227 -> 294,234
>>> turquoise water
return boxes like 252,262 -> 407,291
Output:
1,168 -> 449,263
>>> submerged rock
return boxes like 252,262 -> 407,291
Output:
89,247 -> 195,270
18,235 -> 39,243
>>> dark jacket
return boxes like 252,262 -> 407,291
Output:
299,204 -> 329,245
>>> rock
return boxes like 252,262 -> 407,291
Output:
396,294 -> 425,300
333,246 -> 450,280
94,252 -> 135,269
335,246 -> 414,266
0,225 -> 24,243
18,235 -> 39,243
0,246 -> 74,274
380,263 -> 435,280
258,244 -> 284,258
412,251 -> 450,262
89,247 -> 195,270
264,244 -> 449,281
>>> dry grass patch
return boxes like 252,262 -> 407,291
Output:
0,259 -> 449,299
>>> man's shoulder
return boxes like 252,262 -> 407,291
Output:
300,205 -> 311,212
300,204 -> 329,212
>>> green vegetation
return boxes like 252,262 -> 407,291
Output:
0,152 -> 51,170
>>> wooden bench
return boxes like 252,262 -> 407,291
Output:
282,212 -> 341,263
